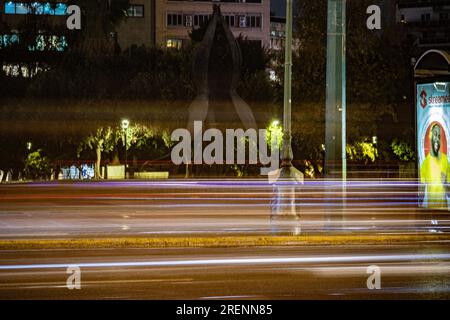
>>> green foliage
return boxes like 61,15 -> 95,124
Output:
237,70 -> 275,102
125,124 -> 171,157
291,103 -> 326,163
275,0 -> 414,154
68,0 -> 129,53
346,139 -> 378,163
266,120 -> 283,149
122,48 -> 195,101
77,126 -> 116,158
237,36 -> 272,76
27,46 -> 196,100
391,139 -> 416,161
236,37 -> 274,102
24,149 -> 52,179
77,123 -> 173,161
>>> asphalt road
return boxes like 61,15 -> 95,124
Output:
0,245 -> 449,299
0,179 -> 448,238
0,180 -> 449,300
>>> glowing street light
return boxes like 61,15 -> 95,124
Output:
121,119 -> 130,179
121,119 -> 129,130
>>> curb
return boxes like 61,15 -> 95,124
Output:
0,234 -> 449,250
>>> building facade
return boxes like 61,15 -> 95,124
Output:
397,0 -> 450,49
155,0 -> 271,48
0,0 -> 156,50
270,16 -> 285,51
1,1 -> 271,50
116,0 -> 156,49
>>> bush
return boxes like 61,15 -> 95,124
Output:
391,139 -> 415,161
24,149 -> 52,180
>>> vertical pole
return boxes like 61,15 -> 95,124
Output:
325,0 -> 346,227
124,129 -> 128,179
272,0 -> 303,221
325,0 -> 346,180
281,0 -> 293,169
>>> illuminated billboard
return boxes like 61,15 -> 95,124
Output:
417,82 -> 450,209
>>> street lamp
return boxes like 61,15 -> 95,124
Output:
271,0 -> 303,220
279,0 -> 303,182
121,119 -> 129,179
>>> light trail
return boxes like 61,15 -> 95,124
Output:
1,253 -> 450,270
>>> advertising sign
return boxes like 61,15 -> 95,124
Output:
417,82 -> 450,209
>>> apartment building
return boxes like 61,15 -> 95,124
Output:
1,1 -> 271,50
0,1 -> 156,50
397,0 -> 450,48
270,16 -> 285,51
116,0 -> 156,49
155,0 -> 271,49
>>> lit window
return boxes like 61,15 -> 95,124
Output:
239,16 -> 247,28
4,1 -> 68,16
55,3 -> 67,16
31,2 -> 44,14
5,2 -> 15,14
10,34 -> 19,44
15,3 -> 29,14
43,2 -> 54,15
166,38 -> 182,50
184,15 -> 193,27
127,5 -> 144,18
57,36 -> 68,51
35,35 -> 45,51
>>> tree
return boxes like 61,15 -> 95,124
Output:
67,0 -> 130,55
123,124 -> 173,170
77,126 -> 115,179
280,0 -> 413,167
24,149 -> 52,180
77,123 -> 172,178
391,138 -> 415,161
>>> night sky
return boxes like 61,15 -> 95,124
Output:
271,0 -> 298,17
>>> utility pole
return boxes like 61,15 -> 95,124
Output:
271,0 -> 303,220
279,0 -> 302,181
325,0 -> 347,180
324,0 -> 347,228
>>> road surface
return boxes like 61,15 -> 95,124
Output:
0,179 -> 448,238
0,245 -> 449,299
0,179 -> 449,299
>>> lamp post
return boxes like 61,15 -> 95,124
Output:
279,0 -> 302,181
121,119 -> 129,179
271,0 -> 303,220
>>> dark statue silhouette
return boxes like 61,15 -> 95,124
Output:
187,4 -> 257,132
